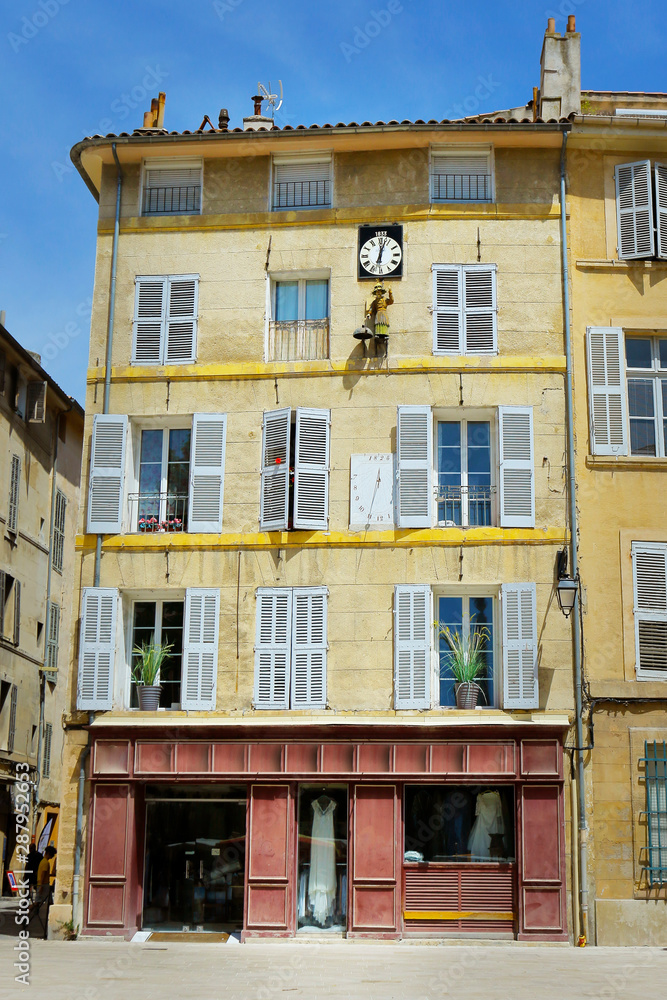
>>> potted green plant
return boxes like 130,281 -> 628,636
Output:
436,622 -> 490,709
132,638 -> 172,710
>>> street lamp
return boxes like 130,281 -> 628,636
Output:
556,548 -> 579,618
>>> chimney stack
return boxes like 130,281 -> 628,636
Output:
243,94 -> 274,132
142,92 -> 166,130
539,16 -> 581,119
218,108 -> 230,130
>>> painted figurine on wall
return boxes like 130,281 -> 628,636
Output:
365,282 -> 394,338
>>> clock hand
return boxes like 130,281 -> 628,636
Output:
376,239 -> 386,265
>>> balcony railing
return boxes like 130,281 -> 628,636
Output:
431,173 -> 492,202
142,185 -> 201,216
273,179 -> 331,210
267,319 -> 330,362
128,493 -> 188,532
435,484 -> 495,526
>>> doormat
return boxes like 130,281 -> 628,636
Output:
148,932 -> 229,943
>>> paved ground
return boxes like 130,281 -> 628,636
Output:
0,933 -> 665,1000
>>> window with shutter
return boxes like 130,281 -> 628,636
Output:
254,589 -> 292,708
294,408 -> 330,530
132,275 -> 198,364
77,588 -> 118,711
142,160 -> 202,216
431,147 -> 493,202
13,580 -> 20,647
130,599 -> 184,707
8,685 -> 17,754
8,454 -> 20,533
291,588 -> 328,708
45,600 -> 60,672
655,165 -> 667,260
260,408 -> 291,530
624,335 -> 667,457
87,414 -> 128,533
498,406 -> 534,528
53,489 -> 67,574
432,265 -> 497,355
394,585 -> 431,709
586,327 -> 628,456
254,587 -> 328,709
632,542 -> 667,680
436,593 -> 496,707
26,381 -> 47,423
188,414 -> 226,532
42,722 -> 53,779
181,588 -> 220,710
615,160 -> 654,259
272,156 -> 332,209
501,582 -> 538,709
396,406 -> 433,528
268,277 -> 330,361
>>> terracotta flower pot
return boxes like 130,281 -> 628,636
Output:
138,685 -> 161,711
455,681 -> 482,709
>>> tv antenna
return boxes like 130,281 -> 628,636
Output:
257,80 -> 283,119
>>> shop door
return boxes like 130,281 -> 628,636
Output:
143,787 -> 246,932
350,785 -> 399,935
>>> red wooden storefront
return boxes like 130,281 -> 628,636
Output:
83,723 -> 569,942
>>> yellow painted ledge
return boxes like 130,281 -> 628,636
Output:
76,526 -> 568,552
87,355 -> 567,385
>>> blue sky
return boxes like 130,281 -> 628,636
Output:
1,0 -> 665,403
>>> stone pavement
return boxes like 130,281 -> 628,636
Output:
0,935 -> 666,1000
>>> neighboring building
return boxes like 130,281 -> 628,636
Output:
0,322 -> 83,892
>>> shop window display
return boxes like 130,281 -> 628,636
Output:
404,785 -> 515,863
297,785 -> 348,932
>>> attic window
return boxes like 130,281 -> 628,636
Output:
431,146 -> 493,203
141,159 -> 202,216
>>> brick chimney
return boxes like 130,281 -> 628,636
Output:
539,16 -> 581,119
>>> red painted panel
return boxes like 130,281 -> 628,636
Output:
87,884 -> 125,926
353,887 -> 396,929
521,786 -> 560,882
285,743 -> 318,772
358,744 -> 392,773
135,742 -> 174,773
212,743 -> 246,773
522,887 -> 562,931
247,886 -> 288,927
353,786 -> 395,882
89,785 -> 128,878
521,740 -> 561,777
468,743 -> 513,775
248,785 -> 289,881
93,740 -> 130,776
249,744 -> 283,773
176,742 -> 210,773
394,744 -> 428,773
431,743 -> 466,773
321,743 -> 354,772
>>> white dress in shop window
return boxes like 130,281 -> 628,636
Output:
468,790 -> 504,859
308,797 -> 337,925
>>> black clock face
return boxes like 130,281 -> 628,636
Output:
358,224 -> 403,279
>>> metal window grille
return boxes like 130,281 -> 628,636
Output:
42,723 -> 53,779
273,179 -> 331,209
267,319 -> 330,361
8,454 -> 20,533
7,685 -> 17,754
142,184 -> 201,215
432,173 -> 492,201
642,740 -> 667,886
53,490 -> 67,574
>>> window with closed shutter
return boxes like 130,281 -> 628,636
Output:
632,542 -> 667,680
254,587 -> 328,709
53,490 -> 67,574
132,275 -> 198,364
431,147 -> 493,202
42,723 -> 53,779
8,454 -> 20,533
142,160 -> 202,216
615,160 -> 654,259
8,685 -> 17,753
272,157 -> 332,210
432,264 -> 497,355
45,600 -> 60,672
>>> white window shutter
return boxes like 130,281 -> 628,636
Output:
501,582 -> 538,709
632,543 -> 667,678
615,160 -> 654,259
498,406 -> 534,528
254,589 -> 291,708
432,266 -> 462,353
655,164 -> 667,260
87,414 -> 128,533
463,266 -> 497,353
260,408 -> 291,530
394,584 -> 431,709
586,327 -> 628,456
77,588 -> 118,711
294,408 -> 330,530
291,587 -> 328,708
133,278 -> 166,363
396,405 -> 432,528
188,413 -> 226,532
166,277 -> 198,362
182,588 -> 219,710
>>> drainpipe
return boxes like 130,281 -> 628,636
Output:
94,142 -> 122,587
71,736 -> 91,929
560,129 -> 589,945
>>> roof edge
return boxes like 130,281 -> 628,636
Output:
1,323 -> 84,417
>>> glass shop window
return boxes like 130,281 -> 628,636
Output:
404,785 -> 515,864
297,785 -> 348,932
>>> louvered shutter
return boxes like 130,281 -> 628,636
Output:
615,160 -> 654,259
8,454 -> 20,533
181,588 -> 219,710
655,164 -> 667,259
26,381 -> 47,423
13,580 -> 20,647
77,588 -> 118,710
143,164 -> 202,215
632,543 -> 667,678
0,571 -> 4,634
87,414 -> 128,533
396,405 -> 432,528
260,408 -> 291,530
586,327 -> 628,456
273,159 -> 332,208
433,266 -> 462,353
42,723 -> 53,779
133,278 -> 166,363
394,585 -> 431,709
188,413 -> 226,532
501,583 -> 538,709
464,266 -> 496,353
294,408 -> 330,530
254,589 -> 291,708
166,277 -> 198,362
291,587 -> 328,708
498,406 -> 534,528
45,600 -> 60,671
8,686 -> 17,753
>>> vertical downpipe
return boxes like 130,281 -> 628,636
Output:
560,129 -> 589,945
